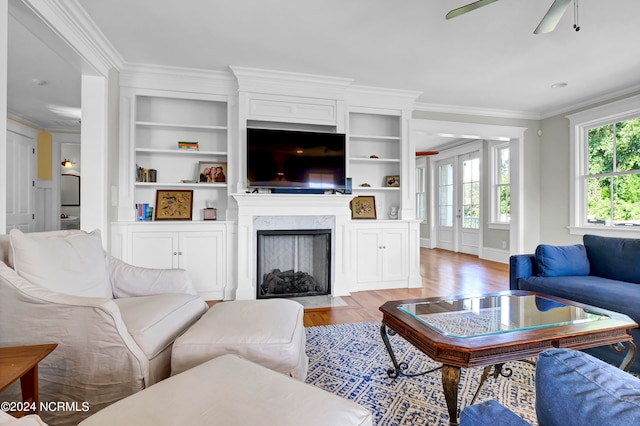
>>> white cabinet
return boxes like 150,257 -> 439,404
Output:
111,223 -> 228,300
352,223 -> 409,290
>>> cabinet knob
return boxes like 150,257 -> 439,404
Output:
178,251 -> 183,255
173,252 -> 178,255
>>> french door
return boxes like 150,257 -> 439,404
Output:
436,152 -> 480,255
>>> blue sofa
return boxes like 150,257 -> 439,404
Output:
510,234 -> 640,372
460,348 -> 640,426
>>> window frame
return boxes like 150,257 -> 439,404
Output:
488,141 -> 510,230
567,94 -> 640,237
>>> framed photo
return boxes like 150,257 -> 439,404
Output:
154,190 -> 193,221
198,161 -> 227,183
350,196 -> 377,220
385,175 -> 400,187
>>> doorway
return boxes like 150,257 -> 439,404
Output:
5,128 -> 36,232
435,151 -> 481,255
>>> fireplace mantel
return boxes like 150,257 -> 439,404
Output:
231,193 -> 354,300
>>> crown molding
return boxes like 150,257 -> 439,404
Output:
413,101 -> 542,121
231,66 -> 353,100
21,0 -> 123,76
120,63 -> 237,96
346,85 -> 422,111
542,84 -> 640,120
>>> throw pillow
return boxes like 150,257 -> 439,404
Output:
583,234 -> 640,283
535,244 -> 590,277
9,229 -> 112,299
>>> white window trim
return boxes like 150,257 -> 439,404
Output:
567,94 -> 640,238
416,157 -> 427,223
488,141 -> 510,228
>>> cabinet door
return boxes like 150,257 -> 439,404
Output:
381,228 -> 408,281
178,231 -> 224,297
131,232 -> 179,269
355,229 -> 383,283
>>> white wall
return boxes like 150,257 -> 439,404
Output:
0,1 -> 8,234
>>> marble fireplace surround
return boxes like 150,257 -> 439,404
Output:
233,194 -> 354,300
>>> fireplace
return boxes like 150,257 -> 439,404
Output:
257,229 -> 331,299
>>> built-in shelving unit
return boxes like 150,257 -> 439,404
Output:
132,94 -> 230,221
348,111 -> 402,219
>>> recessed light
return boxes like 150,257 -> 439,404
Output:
551,82 -> 568,89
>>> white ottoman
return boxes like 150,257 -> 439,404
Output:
171,298 -> 309,380
79,355 -> 373,426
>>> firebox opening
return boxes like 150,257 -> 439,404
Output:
257,229 -> 331,299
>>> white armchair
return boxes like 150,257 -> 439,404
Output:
0,230 -> 207,426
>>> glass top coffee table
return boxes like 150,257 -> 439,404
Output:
379,290 -> 637,426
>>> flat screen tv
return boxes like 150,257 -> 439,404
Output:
247,128 -> 346,190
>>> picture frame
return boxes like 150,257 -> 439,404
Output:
350,196 -> 377,220
198,161 -> 227,183
384,175 -> 400,187
154,190 -> 193,221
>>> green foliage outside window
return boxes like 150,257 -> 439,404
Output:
587,117 -> 640,225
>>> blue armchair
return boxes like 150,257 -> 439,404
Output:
460,348 -> 640,425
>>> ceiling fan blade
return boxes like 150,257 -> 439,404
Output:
445,0 -> 499,20
533,0 -> 572,34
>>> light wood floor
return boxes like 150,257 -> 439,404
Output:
303,248 -> 509,327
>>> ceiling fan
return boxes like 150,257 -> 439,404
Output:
446,0 -> 578,34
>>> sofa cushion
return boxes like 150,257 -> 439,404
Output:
518,275 -> 640,324
460,400 -> 529,426
114,293 -> 206,359
8,229 -> 112,299
583,234 -> 640,283
536,348 -> 640,425
535,244 -> 590,277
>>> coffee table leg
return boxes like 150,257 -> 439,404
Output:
380,324 -> 405,378
442,364 -> 461,426
612,341 -> 637,371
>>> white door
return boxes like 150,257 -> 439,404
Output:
436,159 -> 455,251
6,130 -> 36,232
436,152 -> 481,254
458,153 -> 480,255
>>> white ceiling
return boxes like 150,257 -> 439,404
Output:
7,0 -> 640,141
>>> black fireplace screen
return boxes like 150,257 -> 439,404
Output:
256,229 -> 331,298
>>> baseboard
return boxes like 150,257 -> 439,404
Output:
480,247 -> 510,264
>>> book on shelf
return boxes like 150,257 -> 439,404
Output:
136,204 -> 153,221
178,141 -> 199,151
136,164 -> 157,182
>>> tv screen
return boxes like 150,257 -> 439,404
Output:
247,128 -> 346,189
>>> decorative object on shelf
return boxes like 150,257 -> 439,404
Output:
350,196 -> 377,220
360,183 -> 371,187
154,190 -> 193,221
178,141 -> 199,150
385,175 -> 400,187
136,165 -> 157,182
203,208 -> 217,221
369,155 -> 379,159
389,206 -> 399,220
198,161 -> 227,183
136,203 -> 153,221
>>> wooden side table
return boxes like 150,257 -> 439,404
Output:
0,344 -> 58,418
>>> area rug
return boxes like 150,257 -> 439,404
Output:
305,322 -> 537,425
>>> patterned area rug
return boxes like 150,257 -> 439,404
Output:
305,322 -> 537,426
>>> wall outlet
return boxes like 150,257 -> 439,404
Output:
502,241 -> 507,249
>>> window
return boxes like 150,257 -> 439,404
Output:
438,163 -> 454,227
416,164 -> 426,221
489,142 -> 510,226
568,95 -> 640,234
585,118 -> 640,226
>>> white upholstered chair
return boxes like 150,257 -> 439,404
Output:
0,229 -> 208,425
